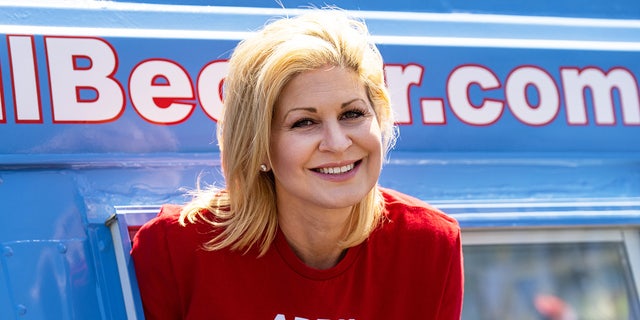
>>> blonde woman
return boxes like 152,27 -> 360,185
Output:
132,9 -> 463,319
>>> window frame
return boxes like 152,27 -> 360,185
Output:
438,198 -> 640,318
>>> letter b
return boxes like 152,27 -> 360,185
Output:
46,37 -> 124,123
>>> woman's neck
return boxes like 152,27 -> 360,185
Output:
277,204 -> 352,270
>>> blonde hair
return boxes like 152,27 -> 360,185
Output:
180,9 -> 396,256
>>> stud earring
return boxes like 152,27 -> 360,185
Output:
260,164 -> 268,172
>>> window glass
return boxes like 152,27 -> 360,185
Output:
462,242 -> 638,320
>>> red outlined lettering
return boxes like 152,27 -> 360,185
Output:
420,97 -> 446,125
1,32 -> 637,130
505,65 -> 559,126
383,63 -> 423,125
447,64 -> 504,126
0,61 -> 4,123
197,59 -> 228,122
129,58 -> 196,125
561,66 -> 640,126
8,35 -> 43,123
45,36 -> 125,123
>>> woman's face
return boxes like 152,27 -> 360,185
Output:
270,66 -> 383,213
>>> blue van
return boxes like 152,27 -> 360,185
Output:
1,0 -> 639,319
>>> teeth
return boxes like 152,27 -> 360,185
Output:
318,163 -> 355,174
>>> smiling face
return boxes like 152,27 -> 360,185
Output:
270,66 -> 383,214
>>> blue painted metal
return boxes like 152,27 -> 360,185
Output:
443,200 -> 640,228
0,0 -> 638,318
114,0 -> 640,19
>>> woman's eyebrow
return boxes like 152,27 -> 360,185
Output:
341,98 -> 366,108
283,107 -> 317,119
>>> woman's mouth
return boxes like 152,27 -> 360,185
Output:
314,160 -> 361,175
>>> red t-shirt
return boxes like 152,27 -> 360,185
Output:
132,188 -> 463,319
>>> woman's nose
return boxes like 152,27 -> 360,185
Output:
318,122 -> 352,153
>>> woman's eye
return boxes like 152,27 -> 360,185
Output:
291,118 -> 315,128
341,109 -> 365,120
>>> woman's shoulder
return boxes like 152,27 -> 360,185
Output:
133,204 -> 214,251
144,203 -> 216,229
148,203 -> 183,226
137,204 -> 186,236
379,187 -> 460,238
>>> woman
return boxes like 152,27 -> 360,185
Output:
132,9 -> 463,319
